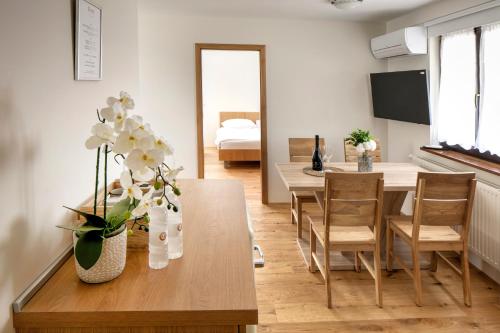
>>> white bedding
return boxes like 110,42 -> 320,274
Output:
215,127 -> 261,150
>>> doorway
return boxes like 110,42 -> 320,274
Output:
195,44 -> 268,204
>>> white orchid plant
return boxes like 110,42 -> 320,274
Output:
345,129 -> 377,156
59,91 -> 182,270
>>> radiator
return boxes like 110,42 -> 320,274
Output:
411,154 -> 500,272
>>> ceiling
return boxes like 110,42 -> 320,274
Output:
141,0 -> 442,22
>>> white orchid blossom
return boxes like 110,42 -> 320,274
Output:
132,166 -> 156,182
113,129 -> 153,154
131,187 -> 155,217
101,102 -> 127,132
119,170 -> 143,201
125,148 -> 165,172
162,166 -> 184,182
85,123 -> 115,149
124,115 -> 153,138
154,136 -> 174,156
107,91 -> 135,110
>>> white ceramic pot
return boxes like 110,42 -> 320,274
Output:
72,225 -> 127,283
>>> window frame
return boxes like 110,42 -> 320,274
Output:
438,25 -> 500,163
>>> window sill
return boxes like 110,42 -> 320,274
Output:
420,147 -> 500,176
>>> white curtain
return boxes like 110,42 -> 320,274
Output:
477,23 -> 500,156
436,29 -> 477,149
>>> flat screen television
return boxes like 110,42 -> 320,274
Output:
370,70 -> 430,125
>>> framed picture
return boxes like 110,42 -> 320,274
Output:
75,0 -> 102,80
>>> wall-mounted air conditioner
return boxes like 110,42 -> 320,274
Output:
371,26 -> 428,59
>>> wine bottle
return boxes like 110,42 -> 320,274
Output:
312,135 -> 323,171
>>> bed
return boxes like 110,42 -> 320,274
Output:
215,112 -> 261,163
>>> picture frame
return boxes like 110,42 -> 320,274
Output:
75,0 -> 102,80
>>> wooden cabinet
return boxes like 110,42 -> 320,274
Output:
13,179 -> 257,333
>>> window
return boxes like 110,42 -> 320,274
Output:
436,23 -> 500,159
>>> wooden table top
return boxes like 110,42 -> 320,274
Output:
276,162 -> 426,192
14,179 -> 258,329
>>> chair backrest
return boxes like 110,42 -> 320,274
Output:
323,172 -> 384,240
413,172 -> 476,238
288,137 -> 326,162
344,139 -> 382,162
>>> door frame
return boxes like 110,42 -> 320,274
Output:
195,43 -> 268,204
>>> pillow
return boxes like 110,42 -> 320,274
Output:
256,120 -> 261,127
221,118 -> 256,128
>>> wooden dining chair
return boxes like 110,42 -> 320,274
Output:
386,172 -> 477,307
344,139 -> 382,162
308,172 -> 384,308
288,137 -> 326,239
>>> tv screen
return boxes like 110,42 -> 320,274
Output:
370,70 -> 430,125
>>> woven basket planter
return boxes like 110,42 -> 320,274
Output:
72,225 -> 127,283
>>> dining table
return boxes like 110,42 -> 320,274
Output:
275,162 -> 430,271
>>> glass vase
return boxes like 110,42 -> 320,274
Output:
358,154 -> 373,172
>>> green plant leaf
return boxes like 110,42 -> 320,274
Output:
56,225 -> 104,232
106,197 -> 131,223
63,206 -> 107,228
74,230 -> 103,270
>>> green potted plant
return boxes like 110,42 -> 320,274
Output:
58,92 -> 182,283
345,129 -> 377,172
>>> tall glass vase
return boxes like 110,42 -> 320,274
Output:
358,154 -> 373,172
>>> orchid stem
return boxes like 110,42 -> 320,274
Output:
93,146 -> 101,215
103,144 -> 109,220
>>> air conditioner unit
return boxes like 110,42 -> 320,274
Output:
371,26 -> 427,59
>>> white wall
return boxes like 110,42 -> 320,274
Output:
138,4 -> 388,202
0,1 -> 140,332
201,50 -> 260,147
385,0 -> 493,162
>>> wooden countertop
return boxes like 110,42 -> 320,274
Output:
14,179 -> 258,329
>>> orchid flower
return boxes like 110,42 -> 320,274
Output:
101,102 -> 127,132
162,166 -> 184,183
119,170 -> 142,201
85,123 -> 115,149
113,129 -> 153,154
107,91 -> 135,110
125,115 -> 153,137
125,148 -> 165,172
154,136 -> 174,156
131,187 -> 154,217
132,166 -> 156,182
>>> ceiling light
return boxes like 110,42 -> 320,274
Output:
331,0 -> 364,10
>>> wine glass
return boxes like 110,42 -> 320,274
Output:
322,143 -> 333,164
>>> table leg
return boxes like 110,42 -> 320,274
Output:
380,191 -> 408,250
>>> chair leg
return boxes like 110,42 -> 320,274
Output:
354,251 -> 361,272
309,225 -> 317,273
374,244 -> 383,308
412,248 -> 423,306
297,198 -> 303,239
290,194 -> 296,225
430,251 -> 438,272
462,248 -> 472,307
324,244 -> 332,308
386,224 -> 394,272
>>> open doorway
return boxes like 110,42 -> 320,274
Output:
195,44 -> 268,204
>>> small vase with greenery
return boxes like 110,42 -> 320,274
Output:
58,92 -> 182,283
345,129 -> 377,172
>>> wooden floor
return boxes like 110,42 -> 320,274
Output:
204,148 -> 500,333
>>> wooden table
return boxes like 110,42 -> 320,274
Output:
14,179 -> 257,333
276,162 -> 428,270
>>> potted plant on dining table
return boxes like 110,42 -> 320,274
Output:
345,129 -> 377,172
58,91 -> 183,283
